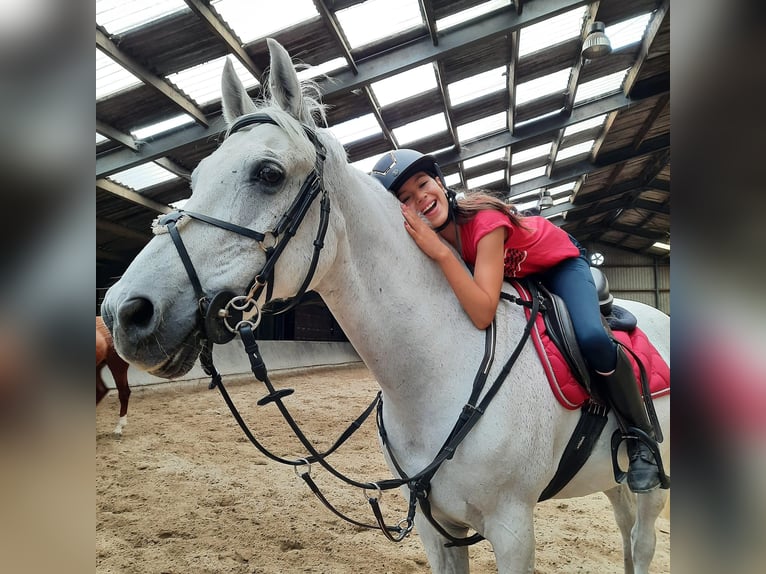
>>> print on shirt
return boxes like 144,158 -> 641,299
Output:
504,247 -> 528,278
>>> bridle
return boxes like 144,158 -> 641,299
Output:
155,112 -> 331,346
153,112 -> 417,539
153,112 -> 544,546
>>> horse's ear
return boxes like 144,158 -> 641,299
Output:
221,58 -> 257,125
266,38 -> 313,125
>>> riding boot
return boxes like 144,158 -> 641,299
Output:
598,347 -> 662,493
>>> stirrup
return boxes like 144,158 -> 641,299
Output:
610,427 -> 671,490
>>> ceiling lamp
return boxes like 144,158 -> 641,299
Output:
538,189 -> 553,210
582,21 -> 612,59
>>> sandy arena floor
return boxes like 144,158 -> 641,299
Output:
97,364 -> 669,573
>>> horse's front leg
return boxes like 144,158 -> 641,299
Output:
414,513 -> 470,574
484,500 -> 536,574
604,485 -> 637,573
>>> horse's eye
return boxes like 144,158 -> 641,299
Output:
256,164 -> 284,185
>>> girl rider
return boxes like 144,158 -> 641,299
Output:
371,149 -> 665,494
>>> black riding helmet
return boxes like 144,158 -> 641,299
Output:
370,149 -> 448,195
370,148 -> 458,234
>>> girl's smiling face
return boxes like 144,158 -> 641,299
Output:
396,171 -> 448,228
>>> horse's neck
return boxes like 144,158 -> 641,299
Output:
312,168 -> 486,435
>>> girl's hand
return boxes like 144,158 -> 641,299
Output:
401,203 -> 449,260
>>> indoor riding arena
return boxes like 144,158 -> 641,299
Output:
97,1 -> 672,573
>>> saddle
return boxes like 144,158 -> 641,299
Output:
510,270 -> 669,500
527,267 -> 636,401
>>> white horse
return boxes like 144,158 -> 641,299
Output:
101,39 -> 669,574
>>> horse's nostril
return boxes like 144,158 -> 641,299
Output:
119,297 -> 155,329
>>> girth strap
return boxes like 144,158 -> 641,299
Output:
537,400 -> 610,501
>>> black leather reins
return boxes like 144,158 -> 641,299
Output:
155,112 -> 545,546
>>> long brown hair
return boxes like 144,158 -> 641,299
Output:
453,189 -> 528,229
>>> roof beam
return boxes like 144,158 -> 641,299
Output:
97,119 -> 221,179
314,0 -> 358,74
623,0 -> 669,96
184,0 -> 263,81
96,119 -> 139,151
505,30 -> 520,187
314,1 -> 397,149
593,132 -> 669,167
648,178 -> 670,193
630,93 -> 669,149
154,157 -> 191,181
574,177 -> 646,205
96,28 -> 208,126
565,196 -> 669,221
96,179 -> 172,214
569,221 -> 668,241
506,133 -> 669,197
434,61 -> 459,152
96,218 -> 152,242
418,0 -> 439,45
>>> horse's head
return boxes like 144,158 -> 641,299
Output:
101,39 -> 349,378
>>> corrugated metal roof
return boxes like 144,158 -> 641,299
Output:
97,0 -> 672,296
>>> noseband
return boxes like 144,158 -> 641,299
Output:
154,113 -> 330,345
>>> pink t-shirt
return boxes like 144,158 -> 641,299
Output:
460,211 -> 579,278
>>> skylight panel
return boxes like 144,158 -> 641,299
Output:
456,112 -> 506,142
448,66 -> 506,106
108,162 -> 179,191
96,0 -> 189,35
574,69 -> 629,104
652,241 -> 670,251
131,114 -> 196,140
351,155 -> 381,174
510,165 -> 546,185
296,58 -> 348,82
463,148 -> 506,170
436,0 -> 512,32
518,6 -> 588,57
371,64 -> 438,107
166,57 -> 258,106
444,173 -> 463,187
96,133 -> 108,145
513,198 -> 540,213
336,0 -> 423,49
393,113 -> 448,145
514,108 -> 563,130
510,189 -> 543,204
96,49 -> 142,100
328,114 -> 382,145
511,142 -> 552,165
467,170 -> 504,188
562,114 -> 607,137
547,182 -> 577,196
509,188 -> 544,213
555,140 -> 594,161
211,0 -> 318,44
607,13 -> 653,51
515,68 -> 571,105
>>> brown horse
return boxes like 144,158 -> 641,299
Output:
97,316 -> 131,434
